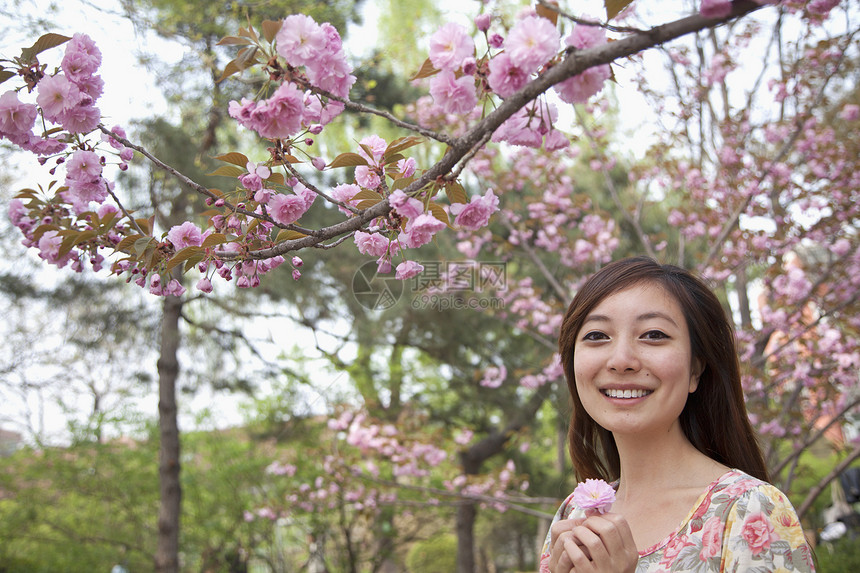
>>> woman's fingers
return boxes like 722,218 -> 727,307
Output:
549,513 -> 638,573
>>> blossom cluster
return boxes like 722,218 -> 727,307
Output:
424,10 -> 612,151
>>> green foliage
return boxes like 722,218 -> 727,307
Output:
405,534 -> 458,573
816,536 -> 860,573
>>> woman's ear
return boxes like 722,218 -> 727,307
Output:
689,359 -> 704,393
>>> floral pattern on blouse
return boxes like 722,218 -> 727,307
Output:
539,469 -> 815,572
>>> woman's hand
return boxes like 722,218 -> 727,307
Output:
547,513 -> 638,573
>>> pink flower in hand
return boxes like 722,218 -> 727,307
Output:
572,478 -> 615,514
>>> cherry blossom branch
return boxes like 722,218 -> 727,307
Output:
702,30 -> 855,268
536,0 -> 646,34
239,1 -> 769,261
99,124 -> 318,236
351,470 -> 557,519
772,395 -> 860,480
103,179 -> 145,236
299,82 -> 455,146
498,212 -> 568,303
574,106 -> 657,259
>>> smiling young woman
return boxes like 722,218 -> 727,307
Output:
540,256 -> 815,573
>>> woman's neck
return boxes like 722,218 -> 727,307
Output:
612,425 -> 727,502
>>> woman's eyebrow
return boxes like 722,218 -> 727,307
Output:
582,312 -> 678,326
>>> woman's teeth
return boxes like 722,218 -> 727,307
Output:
603,388 -> 652,399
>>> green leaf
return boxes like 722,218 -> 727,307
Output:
605,0 -> 634,20
135,218 -> 153,235
446,182 -> 468,204
266,172 -> 285,186
390,176 -> 415,192
216,59 -> 243,84
349,189 -> 382,202
385,135 -> 424,159
262,20 -> 282,44
114,234 -> 144,253
214,152 -> 249,167
235,46 -> 259,68
207,164 -> 245,178
357,198 -> 381,210
20,33 -> 71,63
217,36 -> 253,46
276,229 -> 307,241
201,233 -> 228,248
184,253 -> 205,272
428,203 -> 451,228
536,1 -> 560,25
166,246 -> 204,271
328,152 -> 368,169
0,69 -> 15,85
410,58 -> 439,81
134,236 -> 155,256
31,223 -> 58,241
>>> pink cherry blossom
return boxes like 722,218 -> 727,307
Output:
395,260 -> 424,280
505,15 -> 559,73
268,192 -> 310,225
554,64 -> 611,104
480,365 -> 507,388
487,53 -> 529,98
429,70 -> 478,114
0,91 -> 37,137
355,165 -> 381,189
566,19 -> 606,50
59,103 -> 101,134
572,478 -> 615,514
475,13 -> 491,33
429,23 -> 473,72
229,82 -> 305,140
400,213 -> 446,248
196,277 -> 213,293
61,33 -> 101,81
239,161 -> 270,192
66,149 -> 102,181
839,104 -> 859,121
354,231 -> 390,257
389,189 -> 424,219
397,157 -> 416,178
167,221 -> 204,249
331,182 -> 361,214
36,74 -> 80,122
449,189 -> 499,230
276,14 -> 327,68
357,134 -> 387,165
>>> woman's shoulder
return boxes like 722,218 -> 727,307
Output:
714,469 -> 796,506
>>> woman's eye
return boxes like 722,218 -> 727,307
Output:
642,330 -> 668,340
582,331 -> 608,341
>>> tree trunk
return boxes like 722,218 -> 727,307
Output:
456,497 -> 477,573
155,292 -> 183,573
455,386 -> 552,572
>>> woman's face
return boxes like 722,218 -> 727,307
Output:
573,282 -> 700,438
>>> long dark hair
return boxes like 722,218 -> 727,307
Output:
558,256 -> 769,483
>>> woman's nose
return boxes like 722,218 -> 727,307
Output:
607,340 -> 641,372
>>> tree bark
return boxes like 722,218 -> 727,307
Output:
456,386 -> 552,572
155,291 -> 183,573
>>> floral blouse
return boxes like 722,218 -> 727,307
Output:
539,469 -> 815,572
